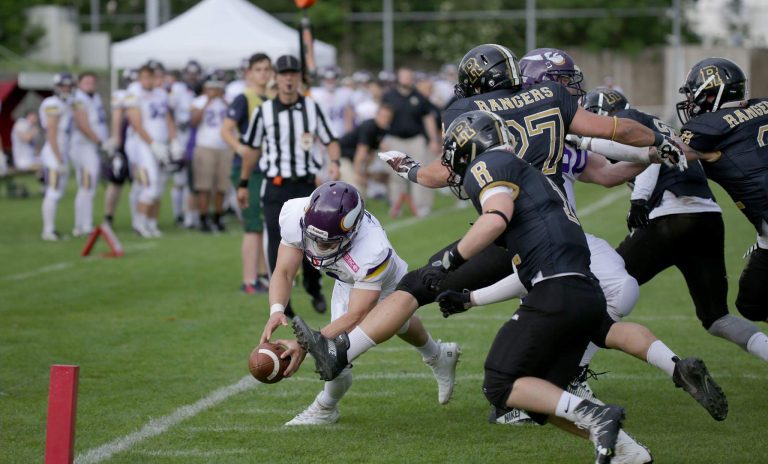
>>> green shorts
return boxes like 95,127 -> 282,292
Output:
231,164 -> 264,233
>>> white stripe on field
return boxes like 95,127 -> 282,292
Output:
74,192 -> 625,462
577,189 -> 627,219
2,242 -> 157,282
132,449 -> 250,457
74,376 -> 257,464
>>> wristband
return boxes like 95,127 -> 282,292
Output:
610,116 -> 619,141
407,165 -> 421,183
238,178 -> 249,188
270,303 -> 285,315
652,132 -> 664,147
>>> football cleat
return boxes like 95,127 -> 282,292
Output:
613,430 -> 653,464
133,222 -> 153,238
672,357 -> 728,421
573,401 -> 625,464
71,227 -> 93,238
567,365 -> 606,405
293,316 -> 348,381
424,341 -> 461,405
240,283 -> 257,295
285,396 -> 340,426
41,231 -> 64,241
488,405 -> 537,425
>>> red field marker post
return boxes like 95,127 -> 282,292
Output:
45,365 -> 79,464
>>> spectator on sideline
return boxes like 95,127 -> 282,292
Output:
337,104 -> 393,192
221,52 -> 273,294
11,110 -> 41,171
238,54 -> 341,317
381,67 -> 441,217
190,72 -> 232,232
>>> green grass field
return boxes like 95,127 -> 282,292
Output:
2,177 -> 767,463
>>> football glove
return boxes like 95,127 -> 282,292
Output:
654,134 -> 687,172
100,138 -> 117,157
150,141 -> 170,165
437,289 -> 472,318
565,134 -> 591,151
627,199 -> 650,231
169,139 -> 184,162
422,246 -> 466,293
378,150 -> 421,182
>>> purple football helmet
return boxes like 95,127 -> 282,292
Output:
520,48 -> 585,96
300,181 -> 365,267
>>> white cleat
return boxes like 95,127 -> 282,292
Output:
284,398 -> 340,426
613,430 -> 654,464
425,341 -> 461,405
147,223 -> 163,237
72,227 -> 93,238
133,222 -> 154,238
41,231 -> 64,241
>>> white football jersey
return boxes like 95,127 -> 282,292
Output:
71,89 -> 108,146
124,86 -> 170,143
11,118 -> 39,169
561,143 -> 589,212
279,197 -> 407,292
39,95 -> 72,155
168,81 -> 195,129
192,95 -> 228,150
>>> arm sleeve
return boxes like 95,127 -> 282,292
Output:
240,105 -> 264,148
630,164 -> 660,201
472,272 -> 528,305
314,101 -> 336,145
588,138 -> 651,163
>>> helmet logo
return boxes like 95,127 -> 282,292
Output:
339,197 -> 363,231
463,58 -> 484,84
699,66 -> 724,89
543,51 -> 565,65
603,91 -> 622,105
452,121 -> 477,148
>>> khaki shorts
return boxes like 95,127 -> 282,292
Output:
193,146 -> 234,193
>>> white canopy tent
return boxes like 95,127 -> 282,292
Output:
111,0 -> 336,71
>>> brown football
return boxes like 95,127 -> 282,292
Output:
248,342 -> 290,384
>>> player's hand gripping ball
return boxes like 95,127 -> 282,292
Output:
248,342 -> 290,384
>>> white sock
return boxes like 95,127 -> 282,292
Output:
148,218 -> 158,230
317,368 -> 352,408
347,327 -> 376,362
42,196 -> 57,235
645,340 -> 677,377
75,189 -> 95,231
416,334 -> 441,360
171,187 -> 184,218
578,342 -> 601,367
555,391 -> 585,423
135,212 -> 147,230
747,332 -> 768,361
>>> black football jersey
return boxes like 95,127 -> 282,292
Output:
680,98 -> 768,232
443,82 -> 579,190
615,108 -> 714,208
462,149 -> 592,289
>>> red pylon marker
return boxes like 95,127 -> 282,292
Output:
81,223 -> 124,258
45,365 -> 79,464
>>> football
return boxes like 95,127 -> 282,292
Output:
248,342 -> 290,384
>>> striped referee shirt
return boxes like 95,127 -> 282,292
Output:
240,95 -> 336,178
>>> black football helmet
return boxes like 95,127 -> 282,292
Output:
442,110 -> 515,199
676,57 -> 747,124
455,44 -> 523,99
581,86 -> 630,116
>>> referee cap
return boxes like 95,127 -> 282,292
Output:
275,55 -> 301,73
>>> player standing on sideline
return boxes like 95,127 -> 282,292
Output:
677,58 -> 768,332
71,72 -> 108,237
11,110 -> 41,172
337,104 -> 393,192
238,55 -> 341,316
40,73 -> 75,241
103,69 -> 135,227
261,182 -> 459,424
311,67 -> 355,139
221,53 -> 272,294
167,67 -> 196,226
124,64 -> 178,238
190,71 -> 232,233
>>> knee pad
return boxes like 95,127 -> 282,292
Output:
395,267 -> 436,307
707,314 -> 759,349
606,275 -> 640,321
397,318 -> 411,335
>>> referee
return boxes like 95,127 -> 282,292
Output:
239,54 -> 341,317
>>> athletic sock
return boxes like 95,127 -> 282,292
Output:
578,342 -> 601,368
347,327 -> 376,362
645,340 -> 677,377
42,196 -> 57,235
747,332 -> 768,361
148,217 -> 158,230
317,368 -> 352,408
171,187 -> 184,219
555,391 -> 585,423
416,334 -> 441,360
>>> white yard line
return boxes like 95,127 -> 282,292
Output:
578,189 -> 627,219
74,192 -> 627,463
74,376 -> 257,464
2,242 -> 157,282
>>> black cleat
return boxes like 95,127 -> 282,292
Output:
573,401 -> 625,464
672,357 -> 728,421
311,293 -> 327,314
292,316 -> 348,381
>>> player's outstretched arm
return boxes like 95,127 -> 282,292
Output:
320,288 -> 381,339
379,152 -> 451,188
437,272 -> 528,318
260,244 -> 303,344
578,152 -> 647,188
